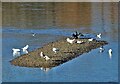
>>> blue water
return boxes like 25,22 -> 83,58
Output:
2,26 -> 118,82
2,2 -> 118,82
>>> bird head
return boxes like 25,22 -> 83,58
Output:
12,48 -> 15,51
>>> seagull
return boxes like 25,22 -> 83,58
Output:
32,33 -> 35,37
12,48 -> 20,57
22,45 -> 29,54
88,38 -> 94,42
40,52 -> 50,60
97,33 -> 101,38
99,46 -> 104,53
66,38 -> 75,44
44,55 -> 50,61
76,40 -> 84,44
108,48 -> 112,59
40,52 -> 45,57
52,48 -> 59,53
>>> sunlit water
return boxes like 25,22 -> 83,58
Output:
2,2 -> 118,82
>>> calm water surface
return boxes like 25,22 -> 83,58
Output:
2,2 -> 118,82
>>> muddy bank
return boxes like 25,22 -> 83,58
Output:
10,38 -> 108,68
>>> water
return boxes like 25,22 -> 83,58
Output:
2,2 -> 118,82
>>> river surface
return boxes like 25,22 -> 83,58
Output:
2,2 -> 118,82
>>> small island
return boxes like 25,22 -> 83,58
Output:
10,37 -> 108,68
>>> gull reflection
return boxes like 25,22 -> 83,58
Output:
40,67 -> 51,72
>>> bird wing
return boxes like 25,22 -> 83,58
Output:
12,48 -> 20,51
23,45 -> 29,49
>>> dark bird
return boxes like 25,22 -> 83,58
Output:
72,31 -> 83,39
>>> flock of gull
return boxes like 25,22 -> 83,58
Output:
12,31 -> 113,61
12,45 -> 29,57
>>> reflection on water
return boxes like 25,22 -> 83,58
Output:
2,3 -> 118,29
2,3 -> 118,41
40,67 -> 51,72
2,2 -> 118,82
3,3 -> 91,28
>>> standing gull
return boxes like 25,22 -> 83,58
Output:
22,45 -> 29,54
66,38 -> 75,44
108,48 -> 112,59
40,52 -> 45,57
52,48 -> 59,53
44,56 -> 50,61
76,40 -> 84,44
12,48 -> 20,57
88,38 -> 94,42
